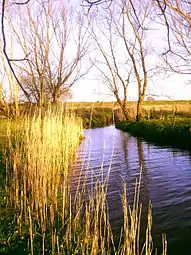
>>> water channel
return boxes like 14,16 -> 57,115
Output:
70,125 -> 191,255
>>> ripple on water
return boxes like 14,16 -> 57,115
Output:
71,126 -> 191,255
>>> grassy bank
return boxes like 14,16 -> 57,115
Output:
75,107 -> 114,128
0,109 -> 166,254
116,119 -> 191,151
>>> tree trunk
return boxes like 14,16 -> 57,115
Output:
122,106 -> 129,121
136,96 -> 144,121
117,99 -> 129,121
52,95 -> 59,106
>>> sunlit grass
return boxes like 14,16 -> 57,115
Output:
67,100 -> 191,108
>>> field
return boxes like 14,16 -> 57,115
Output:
67,100 -> 191,121
1,100 -> 191,123
67,100 -> 191,111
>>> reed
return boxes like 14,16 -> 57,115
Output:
1,108 -> 166,254
3,108 -> 83,253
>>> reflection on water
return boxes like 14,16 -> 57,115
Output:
70,125 -> 191,255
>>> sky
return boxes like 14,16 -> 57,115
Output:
71,71 -> 191,102
1,0 -> 191,102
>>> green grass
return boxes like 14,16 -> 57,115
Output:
75,107 -> 114,128
116,118 -> 191,151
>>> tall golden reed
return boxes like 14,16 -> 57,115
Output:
5,108 -> 83,253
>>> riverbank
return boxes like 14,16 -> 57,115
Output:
116,119 -> 191,151
75,107 -> 114,128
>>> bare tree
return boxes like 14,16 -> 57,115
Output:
85,0 -> 191,75
91,12 -> 132,120
3,0 -> 90,106
121,0 -> 151,121
153,0 -> 191,74
91,0 -> 155,121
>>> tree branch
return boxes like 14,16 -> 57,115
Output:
1,0 -> 31,101
11,0 -> 30,5
155,0 -> 172,55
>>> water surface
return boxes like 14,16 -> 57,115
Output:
71,126 -> 191,254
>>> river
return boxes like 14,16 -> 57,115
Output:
70,125 -> 191,255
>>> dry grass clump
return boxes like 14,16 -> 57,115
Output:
4,109 -> 83,253
2,108 -> 167,254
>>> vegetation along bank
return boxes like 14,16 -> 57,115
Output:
75,107 -> 114,128
116,119 -> 191,151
